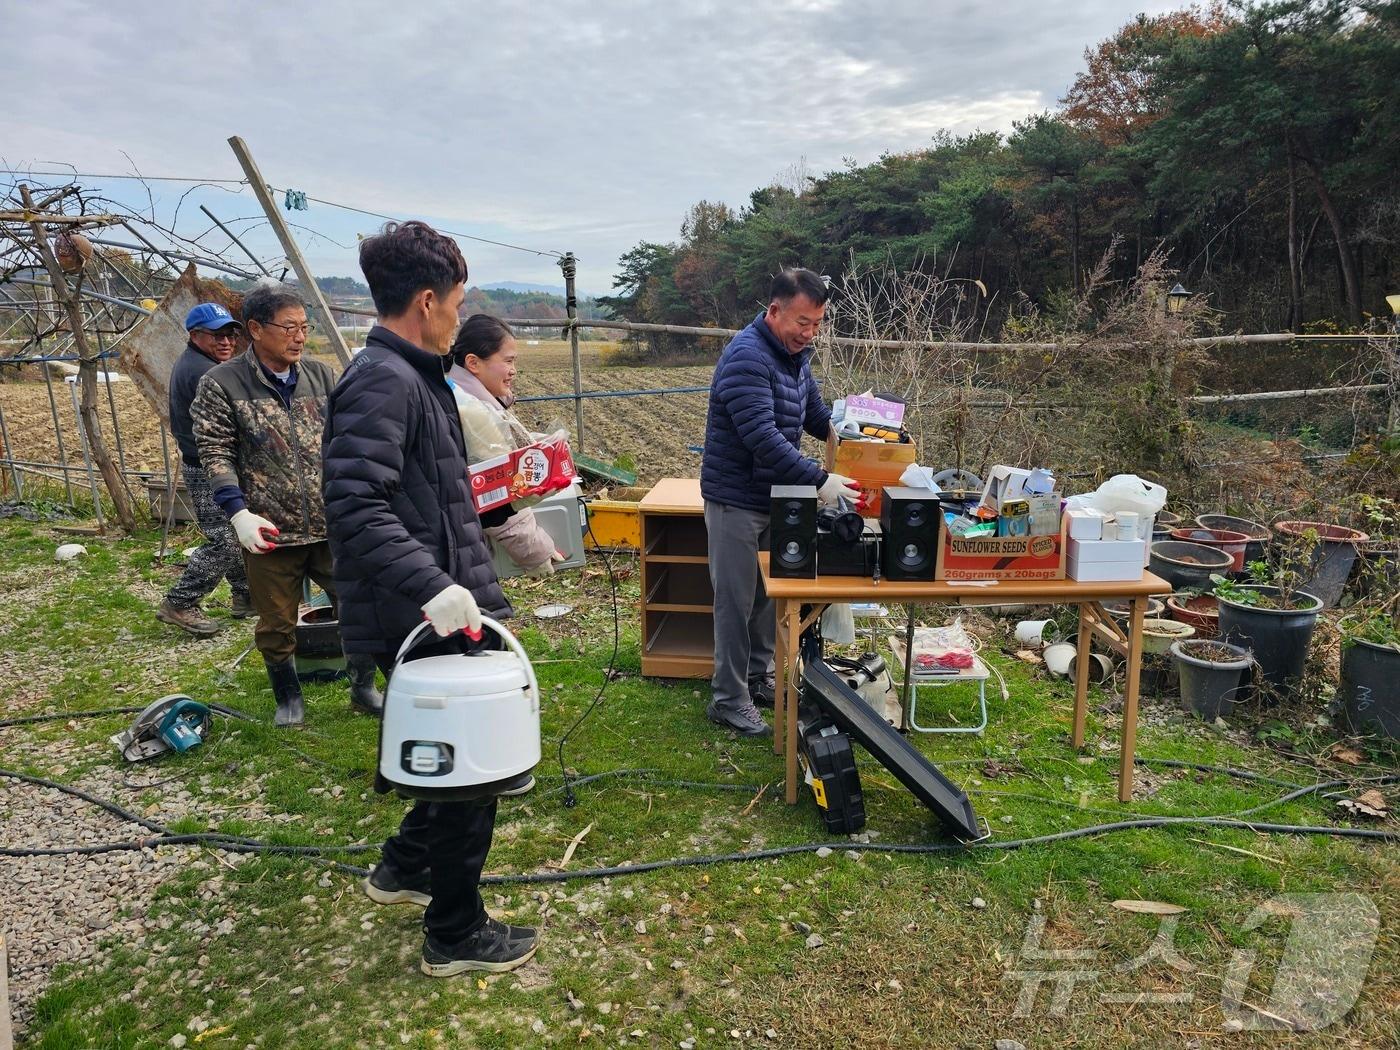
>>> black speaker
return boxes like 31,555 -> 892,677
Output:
880,486 -> 938,581
770,485 -> 817,578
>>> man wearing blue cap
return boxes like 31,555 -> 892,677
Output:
156,302 -> 253,637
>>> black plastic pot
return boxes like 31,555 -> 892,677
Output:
1339,638 -> 1400,738
1215,585 -> 1322,698
1171,639 -> 1252,719
1272,521 -> 1368,609
1149,540 -> 1234,591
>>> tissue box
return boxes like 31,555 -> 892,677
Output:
978,465 -> 1031,514
1066,507 -> 1108,540
1066,537 -> 1145,582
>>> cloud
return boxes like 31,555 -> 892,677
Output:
3,0 -> 1182,288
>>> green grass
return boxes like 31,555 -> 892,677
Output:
3,518 -> 1397,1049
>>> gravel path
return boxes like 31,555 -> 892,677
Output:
1,762 -> 181,1035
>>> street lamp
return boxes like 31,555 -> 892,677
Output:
1166,283 -> 1191,316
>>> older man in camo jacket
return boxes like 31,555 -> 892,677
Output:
191,284 -> 382,726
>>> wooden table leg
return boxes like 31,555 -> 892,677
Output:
772,598 -> 787,758
784,600 -> 801,804
1118,595 -> 1146,802
1072,602 -> 1092,749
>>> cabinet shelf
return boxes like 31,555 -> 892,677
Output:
640,480 -> 714,679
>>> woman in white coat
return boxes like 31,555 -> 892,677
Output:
448,314 -> 563,574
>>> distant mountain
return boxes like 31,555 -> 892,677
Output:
480,282 -> 566,295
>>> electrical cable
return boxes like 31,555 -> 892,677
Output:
553,499 -> 622,808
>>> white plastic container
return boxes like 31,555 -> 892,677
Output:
378,618 -> 540,799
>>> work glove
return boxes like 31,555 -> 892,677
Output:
422,584 -> 483,638
230,509 -> 279,553
817,473 -> 861,508
525,550 -> 568,578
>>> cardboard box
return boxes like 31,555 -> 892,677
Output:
468,437 -> 577,515
825,431 -> 917,517
979,465 -> 1031,513
1067,537 -> 1145,564
935,516 -> 1067,581
1067,553 -> 1144,583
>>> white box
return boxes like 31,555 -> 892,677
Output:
1068,537 -> 1145,564
490,483 -> 585,580
1066,507 -> 1107,540
1067,554 -> 1144,582
979,465 -> 1031,513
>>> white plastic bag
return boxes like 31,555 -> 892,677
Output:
910,617 -> 976,671
1083,474 -> 1167,544
821,603 -> 856,645
898,463 -> 940,490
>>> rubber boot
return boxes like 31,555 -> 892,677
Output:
346,652 -> 384,717
265,656 -> 305,727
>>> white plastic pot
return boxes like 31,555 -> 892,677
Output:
1142,617 -> 1196,656
1043,642 -> 1076,677
1014,619 -> 1060,648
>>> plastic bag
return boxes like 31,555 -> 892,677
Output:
1080,474 -> 1167,543
910,618 -> 976,672
821,603 -> 856,645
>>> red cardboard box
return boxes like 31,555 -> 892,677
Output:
935,516 -> 1067,581
468,437 -> 577,515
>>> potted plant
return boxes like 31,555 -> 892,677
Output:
1213,564 -> 1323,699
1338,593 -> 1400,738
1170,638 -> 1253,719
1196,513 -> 1270,566
1348,496 -> 1399,602
1166,590 -> 1219,638
1272,519 -> 1368,609
1149,540 -> 1235,591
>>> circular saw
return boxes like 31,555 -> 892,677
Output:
111,694 -> 212,762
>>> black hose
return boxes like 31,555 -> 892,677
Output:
554,502 -> 622,808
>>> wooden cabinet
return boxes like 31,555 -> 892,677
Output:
640,478 -> 714,678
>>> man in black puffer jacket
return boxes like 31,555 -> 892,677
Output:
322,221 -> 536,977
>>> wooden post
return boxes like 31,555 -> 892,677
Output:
226,136 -> 352,367
19,184 -> 137,531
560,251 -> 585,449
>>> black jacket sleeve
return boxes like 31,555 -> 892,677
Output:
323,361 -> 456,608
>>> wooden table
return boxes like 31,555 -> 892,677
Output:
757,553 -> 1173,805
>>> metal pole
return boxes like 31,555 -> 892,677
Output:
95,327 -> 129,478
0,395 -> 22,499
226,136 -> 352,366
200,205 -> 273,276
157,422 -> 175,561
561,251 -> 584,450
42,363 -> 75,504
66,378 -> 106,528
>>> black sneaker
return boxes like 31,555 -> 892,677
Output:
706,700 -> 773,738
496,772 -> 536,797
421,916 -> 538,976
748,676 -> 776,709
363,863 -> 432,907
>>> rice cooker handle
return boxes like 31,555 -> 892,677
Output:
390,618 -> 540,715
478,616 -> 540,716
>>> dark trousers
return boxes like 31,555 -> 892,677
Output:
242,541 -> 336,662
704,501 -> 776,710
375,637 -> 498,945
166,465 -> 249,609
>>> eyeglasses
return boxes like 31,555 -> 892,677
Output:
257,321 -> 315,336
207,330 -> 240,343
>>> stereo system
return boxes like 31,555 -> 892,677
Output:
770,485 -> 941,581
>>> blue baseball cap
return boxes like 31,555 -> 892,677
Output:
184,303 -> 242,332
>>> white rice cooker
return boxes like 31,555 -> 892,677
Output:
378,617 -> 540,800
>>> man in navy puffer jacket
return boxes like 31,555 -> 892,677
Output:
700,268 -> 859,736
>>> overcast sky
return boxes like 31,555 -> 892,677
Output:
4,0 -> 1180,295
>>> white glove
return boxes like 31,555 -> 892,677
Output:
818,473 -> 861,507
422,584 -> 483,638
230,509 -> 279,553
525,550 -> 568,578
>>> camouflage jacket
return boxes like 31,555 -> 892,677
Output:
191,351 -> 337,545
